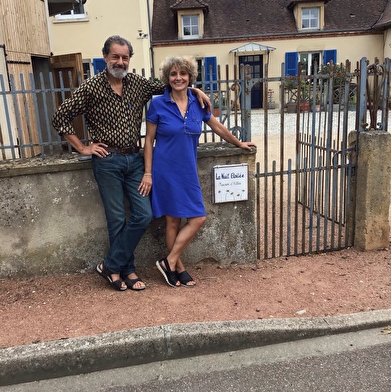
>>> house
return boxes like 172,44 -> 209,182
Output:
48,0 -> 154,78
47,0 -> 391,109
0,0 -> 87,82
0,0 -> 87,159
151,0 -> 391,108
2,0 -> 391,160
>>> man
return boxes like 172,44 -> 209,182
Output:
52,35 -> 211,291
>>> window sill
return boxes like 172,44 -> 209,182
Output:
53,17 -> 89,24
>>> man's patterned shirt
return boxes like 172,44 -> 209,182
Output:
52,70 -> 165,148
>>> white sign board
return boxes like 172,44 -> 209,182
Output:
212,163 -> 248,203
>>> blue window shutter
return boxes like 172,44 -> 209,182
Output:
92,58 -> 106,74
204,56 -> 217,91
323,50 -> 337,65
285,52 -> 298,76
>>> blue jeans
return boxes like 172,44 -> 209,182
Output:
92,152 -> 153,275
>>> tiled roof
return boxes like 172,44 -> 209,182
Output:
374,0 -> 391,27
324,0 -> 389,31
170,0 -> 209,10
152,0 -> 389,43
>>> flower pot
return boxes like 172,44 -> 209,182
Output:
299,101 -> 310,112
286,102 -> 297,113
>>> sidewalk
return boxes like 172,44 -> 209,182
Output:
1,247 -> 391,386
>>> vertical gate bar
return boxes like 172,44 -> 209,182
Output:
344,160 -> 353,247
294,141 -> 300,255
308,78 -> 318,254
287,159 -> 292,256
272,161 -> 276,258
316,155 -> 322,251
260,69 -> 268,259
57,71 -> 73,154
256,162 -> 261,260
263,169 -> 269,259
224,64 -> 231,130
302,157 -> 308,254
293,64 -> 302,256
76,72 -> 89,144
379,58 -> 390,131
306,133 -> 313,253
321,67 -> 335,249
48,72 -> 65,148
231,64 -> 240,139
19,75 -> 34,157
216,64 -> 222,124
9,74 -> 25,159
323,161 -> 331,250
358,57 -> 368,133
279,63 -> 286,256
28,73 -> 45,157
330,149 -> 339,250
242,64 -> 252,142
38,72 -> 53,156
29,73 -> 46,157
0,74 -> 17,159
337,142 -> 346,248
264,167 -> 269,259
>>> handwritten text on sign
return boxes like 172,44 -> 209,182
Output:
212,164 -> 248,203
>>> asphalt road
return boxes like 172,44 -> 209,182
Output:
2,327 -> 391,392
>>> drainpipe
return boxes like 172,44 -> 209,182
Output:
43,0 -> 53,55
146,0 -> 155,78
0,44 -> 11,89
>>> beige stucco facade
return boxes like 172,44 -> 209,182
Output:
48,0 -> 154,76
153,34 -> 385,102
47,0 -> 391,105
153,34 -> 384,78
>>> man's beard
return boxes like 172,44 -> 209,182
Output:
107,64 -> 128,79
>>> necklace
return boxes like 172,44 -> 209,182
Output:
171,93 -> 188,116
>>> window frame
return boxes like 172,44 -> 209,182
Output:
55,2 -> 87,20
182,15 -> 199,38
294,2 -> 325,31
177,10 -> 204,39
301,7 -> 320,29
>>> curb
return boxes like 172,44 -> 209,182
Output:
1,309 -> 391,386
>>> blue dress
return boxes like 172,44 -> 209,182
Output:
146,88 -> 211,218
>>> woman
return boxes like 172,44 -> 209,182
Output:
142,56 -> 256,288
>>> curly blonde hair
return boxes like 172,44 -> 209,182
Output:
160,56 -> 198,86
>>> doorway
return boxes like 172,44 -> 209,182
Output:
239,54 -> 263,108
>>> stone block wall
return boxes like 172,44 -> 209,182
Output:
0,143 -> 257,277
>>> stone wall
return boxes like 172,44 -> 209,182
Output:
0,143 -> 257,277
348,130 -> 391,251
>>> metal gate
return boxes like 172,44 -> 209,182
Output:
249,57 -> 390,260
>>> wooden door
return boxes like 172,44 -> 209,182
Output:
50,53 -> 86,141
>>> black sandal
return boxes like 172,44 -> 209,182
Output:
121,275 -> 146,291
156,258 -> 179,287
176,270 -> 196,287
96,263 -> 127,291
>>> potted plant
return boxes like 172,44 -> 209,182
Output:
284,78 -> 298,113
311,89 -> 321,112
299,79 -> 310,112
213,99 -> 220,117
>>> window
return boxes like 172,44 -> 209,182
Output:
299,52 -> 321,75
204,56 -> 217,91
56,2 -> 86,20
182,15 -> 199,38
92,58 -> 106,74
83,61 -> 92,80
195,59 -> 203,88
301,7 -> 319,29
285,50 -> 337,76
